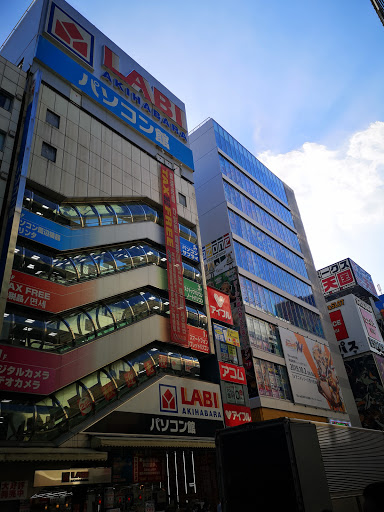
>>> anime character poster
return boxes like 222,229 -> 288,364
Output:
279,327 -> 345,412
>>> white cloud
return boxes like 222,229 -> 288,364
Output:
257,122 -> 384,286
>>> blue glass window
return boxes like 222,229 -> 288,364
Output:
213,120 -> 288,204
239,276 -> 324,338
224,183 -> 301,252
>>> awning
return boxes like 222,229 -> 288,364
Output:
91,435 -> 216,449
0,448 -> 108,462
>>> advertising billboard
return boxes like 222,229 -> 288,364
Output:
161,165 -> 188,347
279,327 -> 345,411
349,259 -> 378,298
202,233 -> 234,281
18,208 -> 196,261
329,309 -> 349,342
207,286 -> 233,325
345,354 -> 384,430
212,323 -> 240,347
6,270 -> 202,313
326,294 -> 384,358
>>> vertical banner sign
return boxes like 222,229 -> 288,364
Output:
161,165 -> 188,347
0,71 -> 41,322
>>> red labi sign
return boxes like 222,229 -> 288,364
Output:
207,286 -> 233,325
223,404 -> 252,427
219,362 -> 246,385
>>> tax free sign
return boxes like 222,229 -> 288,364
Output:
41,1 -> 193,169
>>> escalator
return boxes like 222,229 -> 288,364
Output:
0,342 -> 201,445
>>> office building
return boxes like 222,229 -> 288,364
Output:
190,118 -> 359,427
0,1 -> 224,510
370,0 -> 384,26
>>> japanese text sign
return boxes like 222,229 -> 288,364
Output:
207,286 -> 233,325
223,404 -> 252,427
219,362 -> 246,385
188,325 -> 210,354
318,259 -> 356,297
36,37 -> 194,169
161,165 -> 188,347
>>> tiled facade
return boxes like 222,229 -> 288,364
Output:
0,57 -> 26,210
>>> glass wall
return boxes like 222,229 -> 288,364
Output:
0,344 -> 200,443
212,120 -> 288,205
14,242 -> 202,284
254,358 -> 292,400
219,155 -> 294,227
2,290 -> 208,353
228,210 -> 307,278
233,241 -> 315,306
246,315 -> 283,357
23,190 -> 197,244
239,275 -> 324,338
223,182 -> 301,252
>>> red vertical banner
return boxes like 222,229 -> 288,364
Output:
161,164 -> 188,347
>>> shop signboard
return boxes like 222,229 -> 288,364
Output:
118,376 -> 223,424
161,165 -> 188,347
0,481 -> 28,501
183,278 -> 204,305
207,286 -> 233,325
202,233 -> 234,281
188,325 -> 209,354
86,410 -> 223,438
34,468 -> 111,487
36,29 -> 193,168
318,258 -> 378,299
279,327 -> 345,412
326,294 -> 384,358
318,259 -> 356,297
133,457 -> 164,484
222,404 -> 252,427
219,362 -> 246,385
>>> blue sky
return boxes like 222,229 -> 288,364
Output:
2,1 -> 384,293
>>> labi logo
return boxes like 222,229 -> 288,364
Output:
159,384 -> 178,413
47,3 -> 94,66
